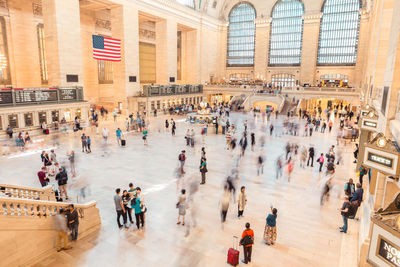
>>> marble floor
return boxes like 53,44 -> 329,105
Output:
0,113 -> 359,267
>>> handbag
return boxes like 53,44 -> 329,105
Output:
141,205 -> 147,213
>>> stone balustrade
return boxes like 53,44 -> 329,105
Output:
0,197 -> 101,266
0,184 -> 55,201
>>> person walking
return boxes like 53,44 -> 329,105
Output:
307,146 -> 314,167
238,186 -> 247,218
220,185 -> 230,223
86,136 -> 91,153
179,150 -> 186,174
317,153 -> 324,172
66,204 -> 79,241
339,196 -> 351,233
264,206 -> 278,245
165,119 -> 169,132
200,157 -> 207,184
244,120 -> 248,131
116,128 -> 122,145
257,152 -> 264,176
102,127 -> 109,141
176,189 -> 187,226
171,119 -> 176,136
142,128 -> 148,145
239,222 -> 254,264
122,189 -> 133,226
114,188 -> 126,228
54,208 -> 71,252
353,143 -> 359,163
50,149 -> 57,163
81,133 -> 87,152
250,133 -> 255,151
67,151 -> 76,177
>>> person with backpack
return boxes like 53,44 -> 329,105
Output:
55,167 -> 68,200
80,133 -> 87,152
317,153 -> 324,172
264,206 -> 278,245
344,178 -> 355,198
358,165 -> 367,185
122,190 -> 133,226
240,222 -> 254,264
178,150 -> 186,174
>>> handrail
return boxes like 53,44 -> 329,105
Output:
0,196 -> 97,218
0,184 -> 55,201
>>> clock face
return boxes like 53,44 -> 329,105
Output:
395,193 -> 400,210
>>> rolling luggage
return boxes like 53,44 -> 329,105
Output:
45,129 -> 49,135
121,139 -> 126,146
227,236 -> 239,266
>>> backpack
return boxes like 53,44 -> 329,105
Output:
58,171 -> 68,186
240,234 -> 253,246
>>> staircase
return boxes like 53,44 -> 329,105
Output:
0,184 -> 101,266
280,99 -> 298,115
229,94 -> 248,111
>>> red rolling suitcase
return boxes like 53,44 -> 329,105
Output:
227,236 -> 239,266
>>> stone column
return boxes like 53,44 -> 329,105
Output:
111,5 -> 140,113
156,19 -> 177,84
300,13 -> 321,85
356,129 -> 372,171
185,30 -> 198,84
254,18 -> 270,81
42,0 -> 83,87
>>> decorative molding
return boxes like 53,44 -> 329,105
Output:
32,3 -> 42,16
254,17 -> 272,25
139,29 -> 156,42
0,0 -> 7,9
303,13 -> 322,24
95,19 -> 111,31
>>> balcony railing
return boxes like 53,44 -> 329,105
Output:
138,85 -> 203,97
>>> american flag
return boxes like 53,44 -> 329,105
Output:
92,35 -> 121,62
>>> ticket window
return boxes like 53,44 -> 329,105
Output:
75,108 -> 81,119
151,101 -> 155,110
38,112 -> 47,124
157,101 -> 160,109
24,113 -> 33,127
51,111 -> 59,122
63,110 -> 71,121
8,115 -> 18,128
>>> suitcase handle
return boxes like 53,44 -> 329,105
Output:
233,236 -> 239,250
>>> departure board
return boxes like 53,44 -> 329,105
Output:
59,88 -> 77,101
14,88 -> 58,103
0,90 -> 12,104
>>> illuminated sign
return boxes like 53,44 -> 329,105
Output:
364,120 -> 378,128
378,236 -> 400,267
362,110 -> 370,116
368,152 -> 393,168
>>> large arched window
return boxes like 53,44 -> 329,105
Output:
0,17 -> 10,84
269,0 -> 304,66
317,0 -> 361,65
226,2 -> 256,67
176,0 -> 195,9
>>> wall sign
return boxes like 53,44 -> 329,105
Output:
378,235 -> 400,266
362,118 -> 379,131
369,219 -> 400,267
0,89 -> 12,104
363,146 -> 399,176
368,152 -> 393,168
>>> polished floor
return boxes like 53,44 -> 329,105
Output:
0,113 -> 359,267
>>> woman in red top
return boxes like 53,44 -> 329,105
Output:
240,222 -> 254,264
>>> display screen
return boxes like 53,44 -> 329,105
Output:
363,120 -> 377,128
0,91 -> 12,104
378,236 -> 400,267
14,88 -> 57,103
59,88 -> 77,101
368,152 -> 393,168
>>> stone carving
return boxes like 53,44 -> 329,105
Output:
139,29 -> 156,41
0,0 -> 7,9
32,3 -> 42,16
95,19 -> 111,31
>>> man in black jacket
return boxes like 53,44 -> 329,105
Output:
66,204 -> 79,241
55,168 -> 68,200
